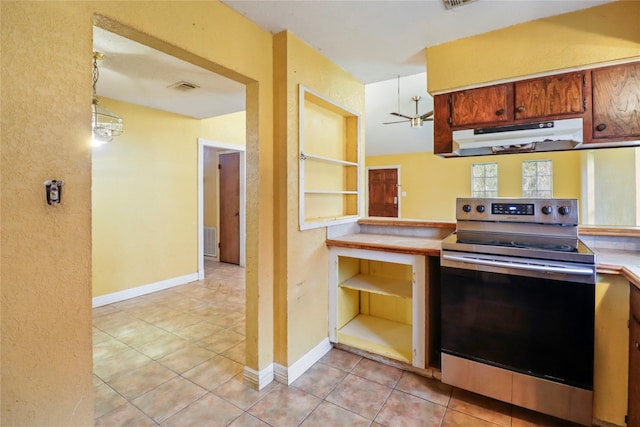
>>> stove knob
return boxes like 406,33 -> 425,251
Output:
558,206 -> 571,215
462,204 -> 472,213
541,205 -> 553,215
476,204 -> 486,213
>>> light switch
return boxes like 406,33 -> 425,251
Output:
401,191 -> 407,197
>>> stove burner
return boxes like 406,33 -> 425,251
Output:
456,238 -> 577,253
510,241 -> 576,252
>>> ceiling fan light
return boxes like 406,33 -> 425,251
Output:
410,117 -> 422,128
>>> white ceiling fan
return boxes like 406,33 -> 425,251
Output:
384,95 -> 434,128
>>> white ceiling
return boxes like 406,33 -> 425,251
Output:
92,27 -> 246,119
366,73 -> 433,156
93,0 -> 614,155
221,0 -> 612,85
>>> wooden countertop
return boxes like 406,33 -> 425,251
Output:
325,233 -> 443,256
579,226 -> 640,237
592,248 -> 640,289
327,232 -> 640,289
358,218 -> 456,229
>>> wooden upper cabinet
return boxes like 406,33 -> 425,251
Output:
592,62 -> 640,140
433,61 -> 640,156
514,73 -> 584,120
451,85 -> 509,127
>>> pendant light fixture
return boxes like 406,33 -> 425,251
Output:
92,52 -> 123,145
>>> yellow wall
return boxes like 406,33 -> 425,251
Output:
273,31 -> 365,366
594,274 -> 630,425
592,147 -> 638,225
427,1 -> 640,93
1,1 -> 273,424
1,5 -> 93,425
201,111 -> 247,147
93,98 -> 218,297
366,150 -> 582,221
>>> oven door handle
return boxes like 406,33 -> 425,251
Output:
442,254 -> 594,275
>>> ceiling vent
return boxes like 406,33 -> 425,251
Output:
168,81 -> 200,91
443,0 -> 477,9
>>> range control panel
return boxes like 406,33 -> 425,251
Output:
456,198 -> 579,225
491,203 -> 535,216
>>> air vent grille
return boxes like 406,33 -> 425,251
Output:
443,0 -> 477,9
168,81 -> 200,91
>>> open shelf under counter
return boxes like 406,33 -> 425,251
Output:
329,246 -> 426,368
338,314 -> 412,364
340,273 -> 412,299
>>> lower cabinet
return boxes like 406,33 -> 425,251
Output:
630,285 -> 640,426
328,247 -> 426,368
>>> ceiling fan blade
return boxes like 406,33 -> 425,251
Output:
390,112 -> 413,120
383,120 -> 410,125
420,111 -> 434,120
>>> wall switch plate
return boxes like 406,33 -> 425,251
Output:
402,191 -> 407,197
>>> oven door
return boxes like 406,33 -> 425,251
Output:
441,252 -> 595,390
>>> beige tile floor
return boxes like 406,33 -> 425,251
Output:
94,259 -> 584,426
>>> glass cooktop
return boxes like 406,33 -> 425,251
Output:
441,232 -> 595,264
455,238 -> 578,253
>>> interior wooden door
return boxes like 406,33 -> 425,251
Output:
368,168 -> 398,217
219,152 -> 240,265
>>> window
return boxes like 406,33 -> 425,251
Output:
522,160 -> 552,198
471,162 -> 498,197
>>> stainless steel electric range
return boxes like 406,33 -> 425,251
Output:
440,197 -> 595,426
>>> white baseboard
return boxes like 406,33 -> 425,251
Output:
274,338 -> 333,385
243,364 -> 274,391
92,272 -> 199,308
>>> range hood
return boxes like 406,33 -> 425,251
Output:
449,118 -> 583,157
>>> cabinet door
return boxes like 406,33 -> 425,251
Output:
630,316 -> 640,427
451,85 -> 509,127
630,285 -> 640,427
514,73 -> 584,120
592,62 -> 640,139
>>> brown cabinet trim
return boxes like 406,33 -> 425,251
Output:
433,61 -> 640,155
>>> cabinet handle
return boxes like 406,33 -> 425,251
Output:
596,123 -> 607,132
516,106 -> 526,113
636,342 -> 640,350
496,108 -> 505,116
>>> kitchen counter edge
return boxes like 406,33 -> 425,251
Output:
326,233 -> 640,289
326,233 -> 443,257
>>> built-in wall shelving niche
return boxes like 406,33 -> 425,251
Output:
299,85 -> 361,230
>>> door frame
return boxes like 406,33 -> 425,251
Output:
197,138 -> 246,279
365,165 -> 402,218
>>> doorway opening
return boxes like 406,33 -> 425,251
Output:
198,139 -> 247,280
91,19 -> 254,408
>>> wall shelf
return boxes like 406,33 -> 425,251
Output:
299,86 -> 360,230
340,274 -> 412,299
301,152 -> 358,166
338,314 -> 412,363
304,190 -> 359,195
